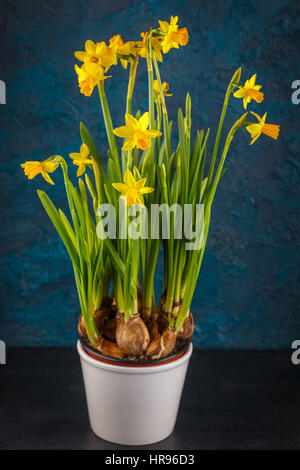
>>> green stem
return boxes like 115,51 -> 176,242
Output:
205,68 -> 241,193
126,149 -> 133,170
115,273 -> 125,314
126,57 -> 138,115
152,55 -> 171,157
141,239 -> 160,316
52,156 -> 76,223
93,283 -> 103,311
174,244 -> 185,303
155,100 -> 162,153
98,81 -> 121,179
146,35 -> 155,129
208,113 -> 247,206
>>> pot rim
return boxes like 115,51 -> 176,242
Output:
77,340 -> 193,374
79,335 -> 190,366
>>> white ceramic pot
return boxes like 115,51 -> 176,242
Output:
77,340 -> 193,445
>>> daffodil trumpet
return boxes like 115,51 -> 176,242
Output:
243,112 -> 280,145
22,16 -> 279,360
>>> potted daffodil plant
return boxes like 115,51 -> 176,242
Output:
22,16 -> 279,445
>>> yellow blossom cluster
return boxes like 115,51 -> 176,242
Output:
232,74 -> 279,144
21,16 -> 280,192
74,16 -> 189,96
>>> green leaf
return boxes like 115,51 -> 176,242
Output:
104,238 -> 125,278
80,122 -> 106,182
70,185 -> 85,229
124,245 -> 133,318
189,130 -> 203,182
38,190 -> 79,270
58,209 -> 77,249
85,173 -> 97,200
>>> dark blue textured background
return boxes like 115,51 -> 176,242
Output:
0,0 -> 299,347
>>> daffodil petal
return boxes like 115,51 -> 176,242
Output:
73,159 -> 92,165
233,89 -> 246,98
136,194 -> 144,205
125,113 -> 138,130
113,126 -> 133,138
112,183 -> 128,193
250,111 -> 262,122
122,138 -> 136,151
249,74 -> 257,87
77,165 -> 85,176
250,133 -> 261,145
80,143 -> 89,159
85,40 -> 96,54
138,186 -> 155,195
261,112 -> 267,124
243,96 -> 249,110
135,178 -> 146,189
42,171 -> 55,185
124,169 -> 136,187
158,20 -> 169,32
246,123 -> 262,136
145,129 -> 162,138
138,112 -> 150,130
156,50 -> 163,62
69,152 -> 80,160
43,161 -> 59,173
75,51 -> 86,61
95,41 -> 106,56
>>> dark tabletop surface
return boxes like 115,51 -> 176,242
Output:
0,347 -> 299,450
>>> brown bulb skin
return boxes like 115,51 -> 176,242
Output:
78,314 -> 87,338
157,314 -> 169,333
96,337 -> 126,359
95,307 -> 116,342
146,326 -> 177,360
177,312 -> 194,341
116,314 -> 150,357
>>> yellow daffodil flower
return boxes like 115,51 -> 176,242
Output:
113,112 -> 162,151
69,143 -> 92,176
74,62 -> 110,96
109,35 -> 137,69
75,40 -> 117,72
136,31 -> 163,62
153,80 -> 172,97
112,169 -> 154,206
158,16 -> 189,54
75,40 -> 107,65
21,160 -> 59,185
233,74 -> 264,109
246,111 -> 280,145
100,44 -> 118,72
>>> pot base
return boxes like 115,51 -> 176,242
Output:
77,340 -> 193,446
